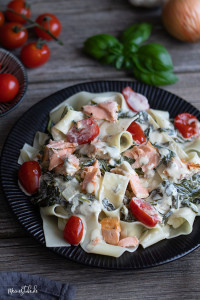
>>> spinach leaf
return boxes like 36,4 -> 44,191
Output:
123,156 -> 136,165
102,198 -> 116,211
31,180 -> 65,207
134,111 -> 149,123
122,23 -> 152,46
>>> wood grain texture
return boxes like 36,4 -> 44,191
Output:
1,0 -> 200,299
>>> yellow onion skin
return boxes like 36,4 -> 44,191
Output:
162,0 -> 200,42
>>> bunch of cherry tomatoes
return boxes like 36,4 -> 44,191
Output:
0,0 -> 62,103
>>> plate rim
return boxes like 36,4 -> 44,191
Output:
1,79 -> 200,269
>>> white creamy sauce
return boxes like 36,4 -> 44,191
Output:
64,160 -> 77,176
149,131 -> 165,144
156,194 -> 172,215
165,159 -> 191,181
86,182 -> 94,194
139,155 -> 149,165
159,148 -> 170,157
79,201 -> 101,217
79,141 -> 120,159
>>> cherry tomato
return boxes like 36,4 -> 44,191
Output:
35,13 -> 61,40
6,0 -> 31,24
64,216 -> 84,245
0,11 -> 5,27
66,118 -> 100,145
0,22 -> 28,49
18,161 -> 41,195
130,197 -> 161,227
122,86 -> 150,112
174,113 -> 198,139
20,42 -> 50,68
0,74 -> 19,103
127,121 -> 146,144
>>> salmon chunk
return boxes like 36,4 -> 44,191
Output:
47,140 -> 78,150
43,140 -> 78,170
100,217 -> 121,245
118,236 -> 139,248
124,141 -> 160,173
82,101 -> 119,122
54,154 -> 80,176
111,162 -> 149,198
49,148 -> 71,171
81,160 -> 101,194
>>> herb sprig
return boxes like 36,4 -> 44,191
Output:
84,23 -> 178,86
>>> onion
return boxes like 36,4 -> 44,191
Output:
162,0 -> 200,42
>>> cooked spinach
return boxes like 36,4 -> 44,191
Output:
118,110 -> 135,119
153,143 -> 176,167
102,198 -> 116,211
157,128 -> 175,136
123,156 -> 136,165
135,168 -> 144,175
162,210 -> 173,224
134,111 -> 149,124
161,173 -> 200,212
98,159 -> 113,175
31,180 -> 65,207
120,206 -> 136,222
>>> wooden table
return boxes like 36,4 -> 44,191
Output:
1,1 -> 200,299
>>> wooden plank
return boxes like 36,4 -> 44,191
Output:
1,0 -> 200,84
0,237 -> 200,299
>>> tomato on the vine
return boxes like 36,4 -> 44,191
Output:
0,73 -> 19,103
0,22 -> 28,49
6,0 -> 31,24
130,198 -> 161,227
20,42 -> 50,68
18,161 -> 41,195
66,118 -> 100,145
64,216 -> 84,245
127,121 -> 146,144
0,11 -> 5,27
174,113 -> 199,139
35,13 -> 61,40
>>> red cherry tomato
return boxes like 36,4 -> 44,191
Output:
0,11 -> 5,27
0,22 -> 28,49
130,197 -> 161,227
122,86 -> 150,112
64,216 -> 84,245
20,42 -> 50,68
0,73 -> 19,103
35,13 -> 61,40
66,118 -> 100,145
174,113 -> 198,139
6,0 -> 31,24
127,121 -> 146,144
18,161 -> 41,195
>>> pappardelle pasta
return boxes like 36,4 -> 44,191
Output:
18,87 -> 200,257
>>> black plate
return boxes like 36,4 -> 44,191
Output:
1,80 -> 200,269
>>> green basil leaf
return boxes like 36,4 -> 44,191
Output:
115,55 -> 124,69
134,43 -> 174,72
122,23 -> 152,46
132,64 -> 178,86
84,34 -> 122,60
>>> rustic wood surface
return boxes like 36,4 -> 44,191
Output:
1,0 -> 200,299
